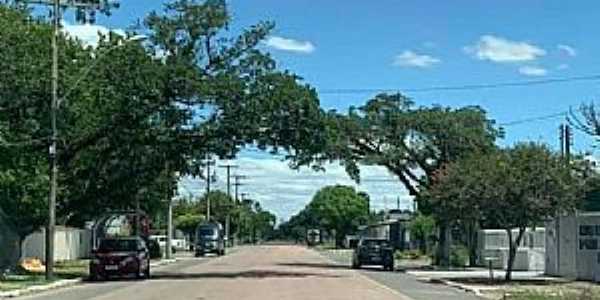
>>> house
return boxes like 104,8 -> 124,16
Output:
545,212 -> 600,281
359,209 -> 413,250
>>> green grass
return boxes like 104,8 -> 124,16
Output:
0,259 -> 89,292
0,275 -> 50,292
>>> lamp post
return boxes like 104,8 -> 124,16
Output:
46,28 -> 145,279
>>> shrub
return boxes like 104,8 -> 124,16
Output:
449,245 -> 469,267
395,249 -> 424,260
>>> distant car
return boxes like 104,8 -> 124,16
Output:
306,229 -> 320,246
195,223 -> 225,257
89,237 -> 150,280
352,238 -> 394,271
149,235 -> 186,253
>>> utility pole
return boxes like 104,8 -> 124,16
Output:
219,164 -> 238,247
559,124 -> 565,158
47,0 -> 59,281
565,124 -> 572,163
165,167 -> 175,260
205,155 -> 216,221
233,175 -> 247,203
559,124 -> 573,163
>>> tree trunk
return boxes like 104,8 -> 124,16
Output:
467,221 -> 478,267
334,228 -> 347,249
505,227 -> 526,281
436,223 -> 450,267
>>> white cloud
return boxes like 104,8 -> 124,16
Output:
557,44 -> 577,57
178,153 -> 414,222
465,35 -> 546,63
393,50 -> 440,68
264,36 -> 315,54
519,66 -> 548,77
62,22 -> 125,48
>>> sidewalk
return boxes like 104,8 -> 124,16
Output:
406,269 -> 566,298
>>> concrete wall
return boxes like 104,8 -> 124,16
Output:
21,227 -> 92,262
477,228 -> 545,271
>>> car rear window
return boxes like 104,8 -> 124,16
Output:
198,227 -> 218,237
99,239 -> 138,252
363,240 -> 389,247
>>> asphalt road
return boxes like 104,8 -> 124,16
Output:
17,245 -> 477,300
321,250 -> 482,300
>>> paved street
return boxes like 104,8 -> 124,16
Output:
18,245 -> 423,300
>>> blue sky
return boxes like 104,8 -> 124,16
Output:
56,1 -> 600,220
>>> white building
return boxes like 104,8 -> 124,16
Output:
546,212 -> 600,281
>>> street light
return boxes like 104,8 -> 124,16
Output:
46,30 -> 146,279
59,34 -> 147,106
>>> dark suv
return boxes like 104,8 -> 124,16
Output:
89,237 -> 150,280
352,238 -> 394,271
195,223 -> 225,257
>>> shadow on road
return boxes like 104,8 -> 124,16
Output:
277,262 -> 351,270
151,270 -> 343,280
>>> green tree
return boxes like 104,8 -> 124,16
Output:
426,143 -> 581,280
172,198 -> 204,239
306,185 -> 370,247
409,214 -> 436,254
582,175 -> 600,211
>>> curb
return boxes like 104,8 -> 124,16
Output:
0,278 -> 82,299
425,278 -> 487,297
0,258 -> 180,299
150,258 -> 177,268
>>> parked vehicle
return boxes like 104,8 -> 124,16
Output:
195,223 -> 225,257
149,235 -> 187,253
306,229 -> 320,246
146,238 -> 162,259
352,238 -> 394,271
89,237 -> 150,280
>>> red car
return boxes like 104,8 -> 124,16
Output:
89,237 -> 151,281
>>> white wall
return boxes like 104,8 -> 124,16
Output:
21,227 -> 92,262
477,228 -> 545,271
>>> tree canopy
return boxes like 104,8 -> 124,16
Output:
0,0 -> 326,237
317,93 -> 500,197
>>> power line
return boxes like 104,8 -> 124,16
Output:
319,74 -> 600,94
498,111 -> 567,127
